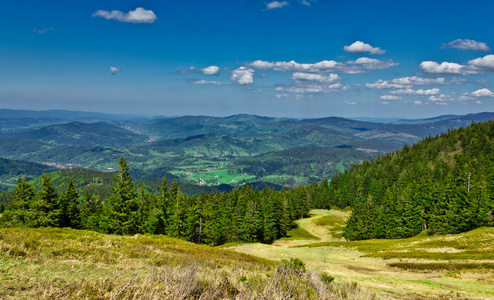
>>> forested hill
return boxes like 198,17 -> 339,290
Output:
327,121 -> 494,241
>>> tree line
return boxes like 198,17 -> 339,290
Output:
0,156 -> 317,245
326,121 -> 494,240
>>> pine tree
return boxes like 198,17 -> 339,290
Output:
0,176 -> 35,227
80,191 -> 103,231
58,177 -> 81,229
99,156 -> 139,235
30,174 -> 59,227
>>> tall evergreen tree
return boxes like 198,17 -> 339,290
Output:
0,176 -> 35,227
99,156 -> 139,235
30,174 -> 59,227
58,177 -> 81,229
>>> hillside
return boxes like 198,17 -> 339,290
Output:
326,121 -> 494,240
0,158 -> 57,191
4,122 -> 149,146
234,147 -> 374,186
0,110 -> 493,190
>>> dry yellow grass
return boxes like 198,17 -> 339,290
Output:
0,227 -> 375,299
230,208 -> 494,299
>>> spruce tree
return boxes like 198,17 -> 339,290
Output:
99,156 -> 139,235
80,191 -> 103,231
0,176 -> 35,227
58,177 -> 81,229
30,174 -> 59,227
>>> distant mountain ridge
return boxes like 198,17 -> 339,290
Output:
0,109 -> 493,189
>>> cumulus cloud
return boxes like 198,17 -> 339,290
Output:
92,7 -> 157,23
109,66 -> 120,75
300,0 -> 312,6
366,80 -> 410,90
343,41 -> 386,55
366,76 -> 458,90
390,88 -> 441,95
441,39 -> 490,51
34,27 -> 54,34
428,94 -> 452,102
230,67 -> 255,84
380,95 -> 401,100
419,61 -> 467,75
467,55 -> 494,72
201,66 -> 220,75
470,88 -> 494,97
266,1 -> 289,9
291,72 -> 340,83
248,58 -> 397,74
420,55 -> 494,75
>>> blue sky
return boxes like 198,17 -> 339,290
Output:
1,0 -> 494,118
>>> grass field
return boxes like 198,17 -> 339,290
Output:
0,227 -> 374,299
170,166 -> 255,185
231,208 -> 494,299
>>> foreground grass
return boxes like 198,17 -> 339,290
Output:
232,208 -> 494,299
0,227 -> 373,299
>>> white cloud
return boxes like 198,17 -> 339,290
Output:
470,88 -> 494,97
345,101 -> 356,105
230,67 -> 255,84
390,88 -> 441,95
250,60 -> 275,70
343,41 -> 386,55
193,80 -> 228,85
285,83 -> 345,94
391,76 -> 448,86
420,55 -> 494,75
201,66 -> 220,75
467,55 -> 494,72
291,72 -> 340,83
366,76 -> 458,90
34,27 -> 54,34
248,58 -> 398,74
266,1 -> 289,9
109,66 -> 120,75
93,7 -> 157,23
428,94 -> 450,102
458,95 -> 475,101
366,80 -> 410,90
414,101 -> 422,105
380,95 -> 401,100
420,61 -> 467,75
300,0 -> 311,6
441,39 -> 490,51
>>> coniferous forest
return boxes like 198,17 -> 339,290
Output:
0,156 -> 321,245
327,121 -> 494,240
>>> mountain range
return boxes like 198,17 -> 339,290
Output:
0,109 -> 493,189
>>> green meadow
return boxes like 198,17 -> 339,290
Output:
232,208 -> 494,299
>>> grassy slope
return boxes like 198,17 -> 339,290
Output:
232,209 -> 494,299
0,227 -> 375,299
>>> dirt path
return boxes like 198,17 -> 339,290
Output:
230,209 -> 494,299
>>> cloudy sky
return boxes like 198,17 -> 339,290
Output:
1,0 -> 494,119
